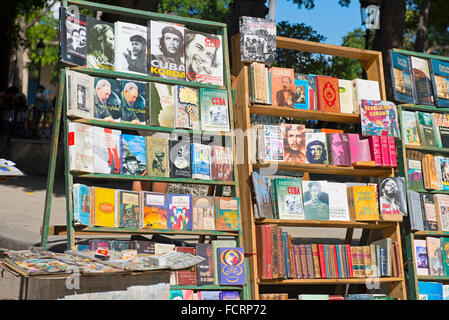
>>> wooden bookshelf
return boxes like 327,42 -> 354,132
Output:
232,35 -> 407,300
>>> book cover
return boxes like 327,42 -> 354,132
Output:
274,178 -> 304,220
167,194 -> 192,230
402,110 -> 420,145
281,123 -> 306,163
196,243 -> 214,285
149,82 -> 175,128
239,16 -> 276,65
378,177 -> 407,216
73,183 -> 92,226
148,20 -> 186,81
305,132 -> 328,164
411,56 -> 434,105
200,88 -> 230,132
220,291 -> 240,300
68,122 -> 94,173
295,73 -> 316,110
328,182 -> 350,221
117,190 -> 140,228
389,50 -> 415,103
120,134 -> 146,176
174,85 -> 200,130
169,137 -> 191,179
114,21 -> 147,75
185,29 -> 223,86
387,136 -> 397,167
86,17 -> 115,70
146,135 -> 170,178
215,197 -> 240,231
430,58 -> 449,107
211,145 -> 233,181
426,236 -> 444,276
301,180 -> 330,220
191,143 -> 211,180
93,77 -> 121,122
360,100 -> 400,138
120,80 -> 146,125
406,190 -> 425,231
170,290 -> 193,300
294,78 -> 309,110
211,239 -> 237,284
379,135 -> 391,167
328,133 -> 351,166
418,281 -> 443,300
441,238 -> 449,276
433,113 -> 449,148
434,194 -> 449,231
271,67 -> 295,108
251,171 -> 274,219
416,111 -> 436,147
60,7 -> 87,66
421,193 -> 439,231
351,78 -> 381,113
315,75 -> 341,113
261,124 -> 284,162
93,187 -> 116,227
438,157 -> 449,191
338,79 -> 355,114
141,191 -> 167,229
217,247 -> 245,285
93,126 -> 121,174
198,291 -> 220,300
350,185 -> 379,221
348,133 -> 372,163
67,71 -> 94,119
192,196 -> 215,230
174,246 -> 197,285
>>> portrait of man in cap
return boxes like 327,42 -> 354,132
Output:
123,34 -> 147,74
152,25 -> 184,67
123,155 -> 141,176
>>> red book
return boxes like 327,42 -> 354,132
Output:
317,244 -> 327,278
315,75 -> 341,113
309,87 -> 315,110
346,245 -> 354,278
287,235 -> 295,279
333,245 -> 340,278
265,225 -> 273,279
174,246 -> 197,285
394,242 -> 402,277
380,135 -> 391,167
276,226 -> 285,279
388,136 -> 398,167
369,135 -> 382,166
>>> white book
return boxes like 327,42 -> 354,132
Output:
93,126 -> 121,174
67,71 -> 94,119
328,182 -> 350,221
443,285 -> 449,300
338,79 -> 354,114
305,132 -> 328,164
191,143 -> 211,180
114,21 -> 147,75
434,194 -> 449,231
68,122 -> 94,172
413,239 -> 429,276
261,125 -> 284,162
352,78 -> 381,114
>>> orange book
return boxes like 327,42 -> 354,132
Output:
320,128 -> 344,134
350,185 -> 379,221
271,67 -> 295,108
93,187 -> 116,227
315,75 -> 341,113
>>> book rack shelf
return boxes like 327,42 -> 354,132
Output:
40,0 -> 250,300
232,35 -> 407,300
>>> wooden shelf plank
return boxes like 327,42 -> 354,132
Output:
405,144 -> 449,153
254,219 -> 396,229
249,105 -> 360,123
259,277 -> 404,285
253,161 -> 394,177
414,230 -> 449,237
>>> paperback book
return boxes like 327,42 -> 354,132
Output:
271,67 -> 295,108
315,75 -> 341,113
93,187 -> 116,227
432,113 -> 449,148
301,180 -> 330,220
191,143 -> 211,180
192,196 -> 215,230
348,185 -> 379,221
416,111 -> 436,147
174,85 -> 200,130
93,77 -> 121,122
411,56 -> 434,105
149,82 -> 175,128
93,127 -> 121,174
196,243 -> 215,286
389,50 -> 415,103
251,171 -> 274,219
167,194 -> 193,230
146,135 -> 169,178
348,133 -> 372,163
430,58 -> 449,107
199,88 -> 230,132
86,17 -> 115,70
217,247 -> 245,286
141,191 -> 167,229
414,239 -> 429,276
59,7 -> 87,66
68,122 -> 94,173
427,236 -> 444,276
260,124 -> 284,162
211,145 -> 233,181
305,132 -> 328,164
116,190 -> 140,228
169,137 -> 191,179
239,16 -> 276,65
294,77 -> 309,110
338,79 -> 354,113
360,100 -> 400,138
434,194 -> 449,231
120,80 -> 147,125
114,21 -> 147,75
378,177 -> 407,216
66,71 -> 94,119
282,123 -> 306,163
120,134 -> 146,176
407,159 -> 424,190
274,178 -> 304,220
401,110 -> 420,145
352,78 -> 381,113
328,182 -> 350,221
215,197 -> 240,231
328,133 -> 351,166
73,184 -> 92,226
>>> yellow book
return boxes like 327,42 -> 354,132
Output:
351,185 -> 379,221
94,187 -> 116,227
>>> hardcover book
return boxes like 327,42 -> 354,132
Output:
196,243 -> 214,285
217,247 -> 245,286
167,194 -> 192,230
301,180 -> 330,220
120,80 -> 147,125
411,56 -> 434,105
174,85 -> 200,130
351,78 -> 381,113
349,185 -> 379,221
433,194 -> 449,231
328,133 -> 351,166
68,122 -> 94,173
328,182 -> 350,221
407,159 -> 424,190
239,16 -> 276,65
146,135 -> 169,178
59,7 -> 87,66
348,133 -> 372,163
260,124 -> 284,162
430,58 -> 449,107
426,236 -> 444,276
401,110 -> 420,145
416,111 -> 436,147
294,78 -> 309,110
271,67 -> 295,108
389,50 -> 415,103
215,197 -> 240,231
191,143 -> 211,180
360,100 -> 400,138
174,247 -> 197,285
149,82 -> 175,128
73,183 -> 92,226
67,71 -> 94,119
185,29 -> 223,86
116,190 -> 140,228
274,178 -> 304,220
192,196 -> 215,230
148,20 -> 186,81
338,79 -> 355,114
378,177 -> 407,216
93,187 -> 116,227
406,190 -> 425,231
305,132 -> 328,164
281,123 -> 306,163
199,88 -> 230,132
315,75 -> 341,113
114,21 -> 147,75
141,191 -> 167,229
86,17 -> 115,70
93,126 -> 121,174
251,171 -> 274,219
169,137 -> 191,179
120,134 -> 146,176
93,77 -> 121,122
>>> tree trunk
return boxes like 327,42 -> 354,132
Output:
12,16 -> 27,92
0,2 -> 17,91
414,0 -> 430,53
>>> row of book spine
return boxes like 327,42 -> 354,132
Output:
408,190 -> 449,232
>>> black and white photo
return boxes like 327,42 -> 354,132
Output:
114,21 -> 147,75
239,16 -> 276,65
379,177 -> 407,215
86,17 -> 115,70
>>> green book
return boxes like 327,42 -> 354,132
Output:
407,159 -> 424,190
416,111 -> 436,147
274,178 -> 304,220
402,110 -> 420,145
301,180 -> 329,220
441,237 -> 449,276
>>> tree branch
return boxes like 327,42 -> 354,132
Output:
24,0 -> 57,30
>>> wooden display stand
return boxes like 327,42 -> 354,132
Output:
232,34 -> 407,300
39,0 -> 250,300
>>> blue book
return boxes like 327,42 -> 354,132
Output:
120,134 -> 146,176
282,232 -> 290,279
390,51 -> 416,104
418,281 -> 443,300
120,79 -> 147,125
219,291 -> 240,300
217,247 -> 245,286
323,245 -> 329,278
380,247 -> 387,277
191,143 -> 211,180
167,194 -> 193,230
430,58 -> 449,107
336,245 -> 342,278
294,78 -> 309,109
199,291 -> 220,300
73,183 -> 92,226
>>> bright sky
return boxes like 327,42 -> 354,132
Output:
271,0 -> 363,46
